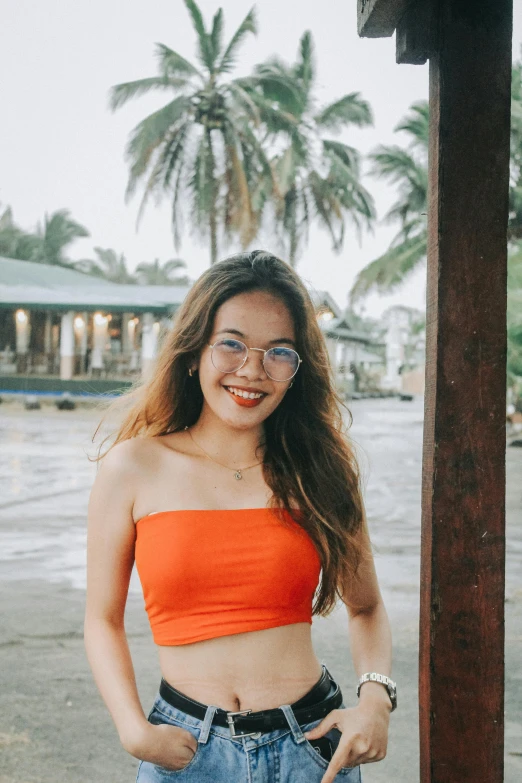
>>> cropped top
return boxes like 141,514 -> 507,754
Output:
134,508 -> 322,645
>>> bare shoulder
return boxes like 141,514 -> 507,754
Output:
88,438 -> 153,522
96,436 -> 153,477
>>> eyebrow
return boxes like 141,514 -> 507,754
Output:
214,328 -> 296,346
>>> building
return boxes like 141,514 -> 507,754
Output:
0,258 -> 384,395
0,256 -> 188,391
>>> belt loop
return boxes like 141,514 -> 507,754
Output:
279,704 -> 307,744
198,705 -> 218,744
322,662 -> 335,684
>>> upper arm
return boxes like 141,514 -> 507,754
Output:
84,439 -> 141,626
340,506 -> 384,618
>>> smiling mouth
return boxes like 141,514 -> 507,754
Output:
224,386 -> 266,400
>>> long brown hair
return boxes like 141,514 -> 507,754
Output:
94,250 -> 371,617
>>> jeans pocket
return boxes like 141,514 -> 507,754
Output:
301,712 -> 357,775
145,707 -> 201,776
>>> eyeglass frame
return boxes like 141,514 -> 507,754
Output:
207,339 -> 302,382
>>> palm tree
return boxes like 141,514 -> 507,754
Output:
0,205 -> 41,261
350,58 -> 522,302
135,258 -> 190,286
241,31 -> 375,266
33,209 -> 90,267
349,101 -> 428,303
0,205 -> 89,267
349,68 -> 522,395
73,247 -> 136,283
109,0 -> 274,265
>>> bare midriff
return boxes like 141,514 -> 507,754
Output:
156,622 -> 323,712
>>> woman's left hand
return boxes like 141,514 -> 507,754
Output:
303,700 -> 390,783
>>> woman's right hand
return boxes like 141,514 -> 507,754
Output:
124,721 -> 198,771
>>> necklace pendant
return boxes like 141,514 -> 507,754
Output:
234,471 -> 242,480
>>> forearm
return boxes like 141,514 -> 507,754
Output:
83,616 -> 147,753
348,600 -> 393,711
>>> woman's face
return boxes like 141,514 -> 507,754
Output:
196,290 -> 297,431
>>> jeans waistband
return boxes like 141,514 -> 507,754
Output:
157,663 -> 343,738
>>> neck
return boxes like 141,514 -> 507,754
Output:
190,405 -> 264,466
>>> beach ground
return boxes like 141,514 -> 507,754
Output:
0,399 -> 520,782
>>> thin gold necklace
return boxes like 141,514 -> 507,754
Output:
185,427 -> 263,480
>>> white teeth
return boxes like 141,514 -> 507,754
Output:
225,386 -> 264,399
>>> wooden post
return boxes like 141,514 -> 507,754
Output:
357,0 -> 513,781
357,0 -> 409,37
421,2 -> 512,780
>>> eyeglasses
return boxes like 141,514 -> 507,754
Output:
208,338 -> 302,382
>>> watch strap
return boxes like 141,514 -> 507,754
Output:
357,672 -> 397,712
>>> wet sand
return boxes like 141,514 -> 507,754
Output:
0,398 -> 520,782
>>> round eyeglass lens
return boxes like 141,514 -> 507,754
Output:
211,339 -> 248,373
264,347 -> 300,381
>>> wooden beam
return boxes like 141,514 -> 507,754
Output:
421,1 -> 512,781
396,0 -> 436,64
357,0 -> 410,38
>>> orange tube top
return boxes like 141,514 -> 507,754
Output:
134,508 -> 322,646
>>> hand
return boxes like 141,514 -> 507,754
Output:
124,721 -> 198,771
303,701 -> 390,783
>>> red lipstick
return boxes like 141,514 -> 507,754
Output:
224,385 -> 266,408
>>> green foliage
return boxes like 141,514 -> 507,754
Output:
34,210 -> 89,267
243,30 -> 375,265
135,258 -> 190,286
350,69 -> 522,392
72,248 -> 136,284
110,6 -> 375,268
350,101 -> 428,304
109,0 -> 267,264
0,205 -> 88,268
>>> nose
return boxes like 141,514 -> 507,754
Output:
235,348 -> 267,381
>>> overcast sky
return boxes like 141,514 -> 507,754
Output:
2,1 -> 521,318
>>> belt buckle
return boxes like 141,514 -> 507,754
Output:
226,708 -> 259,738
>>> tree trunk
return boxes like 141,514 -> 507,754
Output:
206,128 -> 218,265
288,189 -> 298,267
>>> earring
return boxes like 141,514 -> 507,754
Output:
188,368 -> 193,377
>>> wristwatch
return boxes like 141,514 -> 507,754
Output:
357,672 -> 397,712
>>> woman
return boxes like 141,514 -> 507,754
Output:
84,250 -> 395,783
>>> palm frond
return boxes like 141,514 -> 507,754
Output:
189,132 -> 216,230
124,96 -> 191,197
395,100 -> 429,149
323,140 -> 361,176
225,81 -> 261,125
218,7 -> 257,74
235,82 -> 298,135
209,8 -> 224,64
183,0 -> 214,71
369,145 -> 421,184
308,171 -> 343,250
349,233 -> 427,304
295,31 -> 315,93
315,93 -> 374,132
133,122 -> 190,228
109,76 -> 189,111
246,64 -> 305,119
169,158 -> 186,251
154,43 -> 202,79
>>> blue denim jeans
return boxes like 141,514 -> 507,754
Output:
135,669 -> 362,782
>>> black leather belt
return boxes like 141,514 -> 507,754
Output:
159,664 -> 343,737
